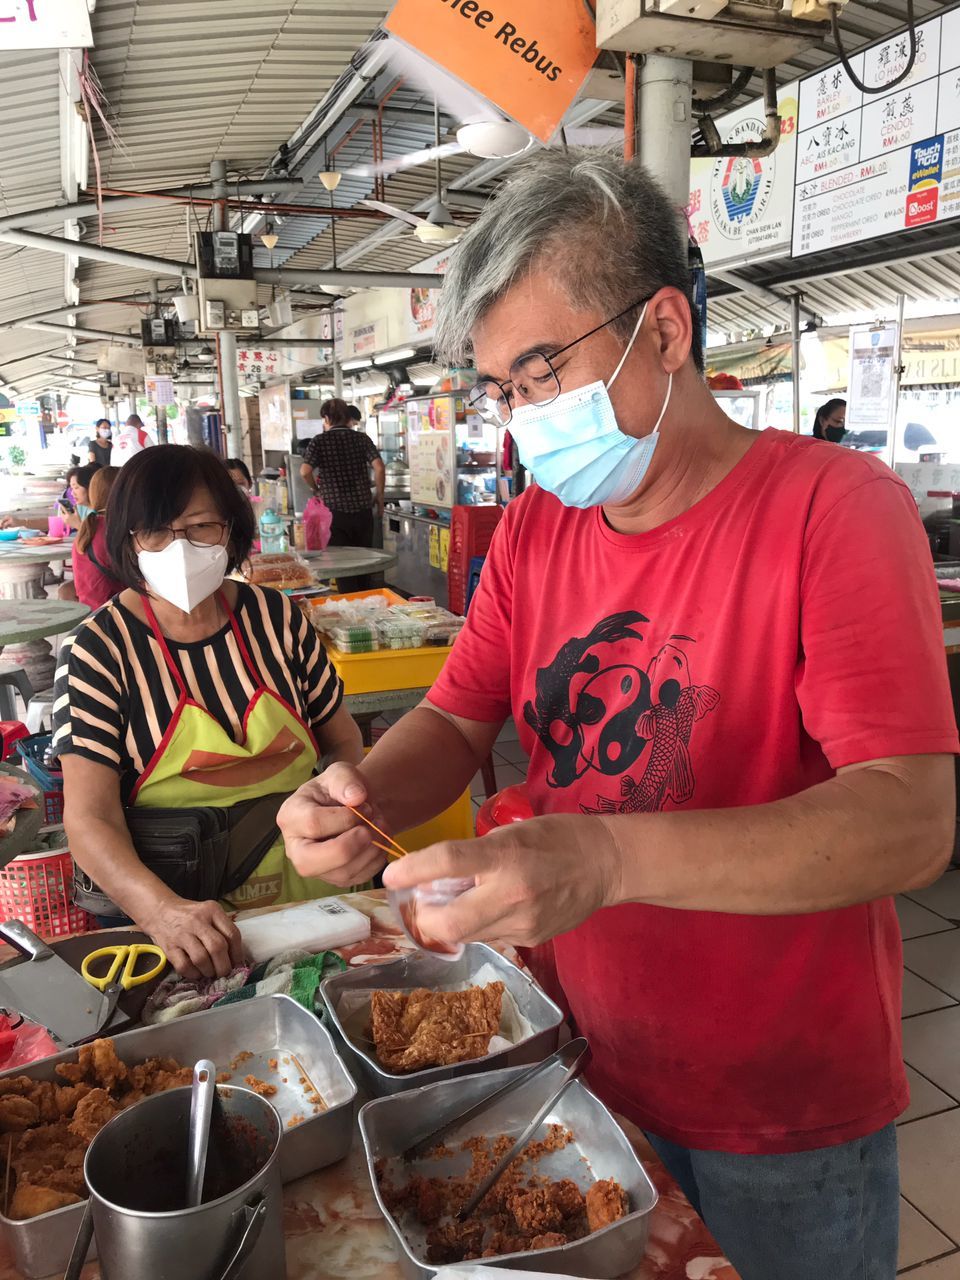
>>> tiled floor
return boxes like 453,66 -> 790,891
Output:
376,712 -> 960,1275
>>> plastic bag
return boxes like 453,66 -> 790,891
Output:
304,495 -> 332,551
0,1013 -> 59,1069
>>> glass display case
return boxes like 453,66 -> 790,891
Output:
403,392 -> 498,510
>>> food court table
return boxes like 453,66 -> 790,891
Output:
0,890 -> 738,1280
0,598 -> 88,694
301,546 -> 398,580
0,544 -> 73,605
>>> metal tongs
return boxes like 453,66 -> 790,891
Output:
400,1038 -> 591,1222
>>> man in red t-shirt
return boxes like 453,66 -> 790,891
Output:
279,153 -> 957,1279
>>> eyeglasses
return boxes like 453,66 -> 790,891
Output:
467,297 -> 651,427
132,521 -> 231,553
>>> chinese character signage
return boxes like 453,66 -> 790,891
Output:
793,13 -> 960,255
687,82 -> 799,271
0,0 -> 93,49
237,348 -> 281,383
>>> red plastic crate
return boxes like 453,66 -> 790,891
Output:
448,507 -> 502,614
0,850 -> 93,939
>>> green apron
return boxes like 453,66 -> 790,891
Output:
133,592 -> 337,910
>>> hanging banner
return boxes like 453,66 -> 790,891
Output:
144,376 -> 175,407
385,0 -> 596,144
688,81 -> 799,270
793,13 -> 960,255
847,324 -> 898,431
0,0 -> 93,49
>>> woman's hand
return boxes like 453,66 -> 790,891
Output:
141,896 -> 244,981
279,763 -> 389,887
382,815 -> 624,950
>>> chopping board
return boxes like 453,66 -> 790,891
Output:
0,929 -> 170,1030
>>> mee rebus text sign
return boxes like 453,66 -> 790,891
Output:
0,0 -> 92,49
385,0 -> 596,143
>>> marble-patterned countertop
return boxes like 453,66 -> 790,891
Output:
0,891 -> 739,1280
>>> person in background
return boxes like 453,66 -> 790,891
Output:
278,150 -> 957,1280
60,463 -> 101,532
299,396 -> 385,590
225,458 -> 253,493
53,445 -> 363,979
72,467 -> 123,609
346,404 -> 363,426
89,419 -> 114,469
114,414 -> 155,464
812,398 -> 847,442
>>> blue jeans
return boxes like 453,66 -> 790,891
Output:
645,1124 -> 899,1280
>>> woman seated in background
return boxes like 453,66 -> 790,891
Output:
72,466 -> 123,609
53,445 -> 363,980
225,458 -> 253,494
61,463 -> 101,531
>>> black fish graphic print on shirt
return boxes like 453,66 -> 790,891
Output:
522,610 -> 719,814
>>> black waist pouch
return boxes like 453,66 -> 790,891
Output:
72,794 -> 285,917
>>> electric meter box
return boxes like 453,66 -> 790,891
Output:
140,317 -> 179,348
596,0 -> 830,65
196,278 -> 261,336
195,231 -> 254,280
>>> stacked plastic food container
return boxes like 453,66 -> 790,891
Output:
308,594 -> 466,655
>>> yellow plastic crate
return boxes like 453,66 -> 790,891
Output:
328,644 -> 454,696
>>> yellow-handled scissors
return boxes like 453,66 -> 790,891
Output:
81,943 -> 167,992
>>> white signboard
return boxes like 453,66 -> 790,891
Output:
144,376 -> 175,407
793,16 -> 960,255
0,0 -> 93,49
847,324 -> 898,432
258,381 -> 292,454
687,82 -> 799,270
410,431 -> 455,507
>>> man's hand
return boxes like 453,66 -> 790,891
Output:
382,815 -> 622,949
376,493 -> 385,518
279,763 -> 388,888
141,897 -> 244,981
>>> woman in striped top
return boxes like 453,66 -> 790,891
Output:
52,446 -> 363,981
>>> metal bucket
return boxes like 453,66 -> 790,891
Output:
80,1085 -> 286,1280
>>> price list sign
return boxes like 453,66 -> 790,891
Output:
792,12 -> 960,256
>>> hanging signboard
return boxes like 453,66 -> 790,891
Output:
688,82 -> 799,270
793,13 -> 960,255
384,0 -> 596,144
847,324 -> 899,432
144,376 -> 175,407
259,381 -> 292,454
0,0 -> 93,49
405,247 -> 452,347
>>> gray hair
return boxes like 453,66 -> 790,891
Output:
435,148 -> 701,371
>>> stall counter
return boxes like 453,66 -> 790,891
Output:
0,891 -> 739,1280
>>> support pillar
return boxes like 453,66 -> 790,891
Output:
210,159 -> 240,454
791,294 -> 802,435
636,57 -> 694,210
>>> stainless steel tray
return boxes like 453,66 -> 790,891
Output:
319,943 -> 563,1097
0,993 -> 356,1279
359,1062 -> 658,1279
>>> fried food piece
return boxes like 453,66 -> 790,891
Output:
68,1088 -> 120,1144
0,1076 -> 36,1097
54,1061 -> 85,1085
9,1183 -> 82,1220
14,1122 -> 86,1193
530,1231 -> 567,1250
424,1219 -> 485,1265
83,1039 -> 127,1091
585,1178 -> 628,1233
55,1084 -> 92,1118
371,983 -> 504,1074
543,1178 -> 585,1220
28,1081 -> 59,1125
0,1096 -> 39,1132
243,1076 -> 277,1098
508,1187 -> 564,1236
415,1179 -> 443,1225
128,1058 -> 192,1095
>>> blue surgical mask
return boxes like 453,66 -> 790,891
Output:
77,504 -> 93,520
510,301 -> 673,508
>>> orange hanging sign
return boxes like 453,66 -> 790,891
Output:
385,0 -> 597,144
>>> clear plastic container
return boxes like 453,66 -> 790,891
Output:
387,877 -> 476,961
422,618 -> 465,647
376,618 -> 426,650
329,625 -> 380,654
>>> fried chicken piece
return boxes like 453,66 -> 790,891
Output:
371,983 -> 504,1074
483,1231 -> 528,1257
28,1081 -> 59,1125
82,1039 -> 127,1091
0,1096 -> 39,1132
530,1231 -> 568,1251
55,1084 -> 92,1118
68,1088 -> 120,1144
585,1179 -> 628,1233
54,1061 -> 85,1085
128,1058 -> 192,1095
544,1178 -> 585,1220
14,1122 -> 86,1192
508,1187 -> 564,1236
0,1076 -> 37,1097
9,1183 -> 82,1220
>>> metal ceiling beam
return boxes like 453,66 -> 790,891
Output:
712,271 -> 818,322
0,228 -> 200,280
23,322 -> 140,345
256,268 -> 442,290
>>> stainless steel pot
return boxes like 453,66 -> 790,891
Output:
77,1085 -> 286,1280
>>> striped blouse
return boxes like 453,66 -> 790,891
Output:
52,583 -> 342,801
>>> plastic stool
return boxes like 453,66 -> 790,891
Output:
0,721 -> 29,761
465,556 -> 485,612
25,691 -> 55,735
0,667 -> 34,722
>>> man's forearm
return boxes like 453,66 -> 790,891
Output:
600,755 -> 955,915
360,705 -> 490,835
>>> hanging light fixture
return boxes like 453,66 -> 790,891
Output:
415,98 -> 458,245
260,221 -> 279,251
318,171 -> 342,192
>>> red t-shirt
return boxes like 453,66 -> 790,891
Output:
72,522 -> 123,610
428,429 -> 959,1155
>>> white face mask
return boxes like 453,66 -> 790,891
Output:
137,539 -> 228,614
